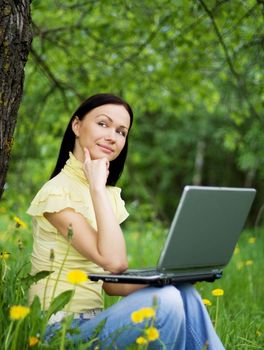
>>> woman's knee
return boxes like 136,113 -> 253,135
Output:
155,286 -> 185,321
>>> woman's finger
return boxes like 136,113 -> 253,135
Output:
105,158 -> 110,170
84,147 -> 91,163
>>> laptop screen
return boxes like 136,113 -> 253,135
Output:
157,186 -> 256,271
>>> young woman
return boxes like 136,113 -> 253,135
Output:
27,93 -> 225,349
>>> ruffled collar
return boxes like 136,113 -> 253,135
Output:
62,152 -> 121,191
62,152 -> 88,184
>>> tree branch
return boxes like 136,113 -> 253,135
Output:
199,0 -> 239,78
118,13 -> 172,67
198,0 -> 261,121
222,3 -> 258,37
30,46 -> 83,106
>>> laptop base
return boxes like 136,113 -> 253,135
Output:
89,271 -> 223,286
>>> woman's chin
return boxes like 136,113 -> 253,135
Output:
90,150 -> 117,162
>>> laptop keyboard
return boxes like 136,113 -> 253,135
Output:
122,269 -> 159,277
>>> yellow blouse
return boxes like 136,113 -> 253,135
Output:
27,152 -> 129,313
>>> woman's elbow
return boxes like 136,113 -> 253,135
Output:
105,259 -> 128,274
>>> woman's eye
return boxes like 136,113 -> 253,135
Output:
98,121 -> 107,127
117,130 -> 127,137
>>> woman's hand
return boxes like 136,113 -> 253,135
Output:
83,147 -> 109,190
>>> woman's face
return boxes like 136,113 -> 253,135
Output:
72,104 -> 131,162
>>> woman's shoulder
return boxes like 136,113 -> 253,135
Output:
27,172 -> 90,218
106,185 -> 122,195
29,174 -> 64,202
42,172 -> 65,188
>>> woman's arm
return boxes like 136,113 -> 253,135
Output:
44,149 -> 128,274
44,207 -> 127,274
44,149 -> 130,273
82,147 -> 128,272
102,282 -> 148,296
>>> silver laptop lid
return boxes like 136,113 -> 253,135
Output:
158,186 -> 256,271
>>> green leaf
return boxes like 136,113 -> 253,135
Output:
30,295 -> 42,311
46,289 -> 74,320
21,271 -> 54,287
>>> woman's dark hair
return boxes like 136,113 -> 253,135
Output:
50,93 -> 133,186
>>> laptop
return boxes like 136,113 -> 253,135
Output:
89,186 -> 256,286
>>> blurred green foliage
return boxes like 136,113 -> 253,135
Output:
2,0 -> 264,222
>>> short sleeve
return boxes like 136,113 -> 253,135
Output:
27,180 -> 129,233
107,186 -> 129,224
27,181 -> 96,233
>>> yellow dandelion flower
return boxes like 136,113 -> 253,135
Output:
136,336 -> 148,345
10,305 -> 30,320
212,288 -> 224,297
67,270 -> 88,284
248,237 -> 256,244
29,336 -> 39,347
245,259 -> 253,266
131,306 -> 156,324
14,216 -> 27,229
145,327 -> 159,341
236,261 -> 244,270
202,299 -> 212,306
0,251 -> 10,260
140,307 -> 156,319
131,310 -> 144,323
256,330 -> 262,337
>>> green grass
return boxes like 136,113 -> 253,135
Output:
0,208 -> 264,349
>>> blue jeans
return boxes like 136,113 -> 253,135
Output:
47,284 -> 225,349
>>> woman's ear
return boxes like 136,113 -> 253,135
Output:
72,116 -> 80,137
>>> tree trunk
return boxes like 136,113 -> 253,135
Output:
0,0 -> 32,200
192,140 -> 206,185
244,167 -> 256,188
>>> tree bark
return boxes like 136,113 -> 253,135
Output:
0,0 -> 32,200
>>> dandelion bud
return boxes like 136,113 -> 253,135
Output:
152,294 -> 158,309
18,239 -> 24,251
49,249 -> 55,262
67,224 -> 74,241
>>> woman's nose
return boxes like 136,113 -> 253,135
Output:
105,128 -> 116,142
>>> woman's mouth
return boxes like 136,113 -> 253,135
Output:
97,144 -> 114,154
